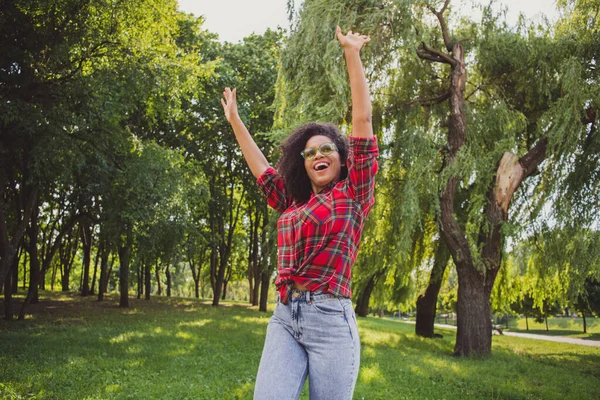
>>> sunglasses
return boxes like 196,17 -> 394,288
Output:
300,142 -> 338,160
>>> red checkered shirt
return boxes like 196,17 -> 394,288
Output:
257,136 -> 379,304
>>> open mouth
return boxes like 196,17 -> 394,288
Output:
314,161 -> 330,171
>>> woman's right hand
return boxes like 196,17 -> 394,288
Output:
221,87 -> 238,123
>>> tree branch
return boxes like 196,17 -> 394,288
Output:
428,0 -> 453,51
413,91 -> 451,106
519,136 -> 548,178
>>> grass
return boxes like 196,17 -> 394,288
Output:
508,317 -> 600,339
1,291 -> 599,400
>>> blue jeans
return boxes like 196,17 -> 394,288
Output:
254,290 -> 360,400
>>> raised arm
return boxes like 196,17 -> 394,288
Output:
336,26 -> 373,139
221,87 -> 271,179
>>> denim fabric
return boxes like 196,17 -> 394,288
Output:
254,290 -> 360,400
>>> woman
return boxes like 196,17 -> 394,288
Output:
221,26 -> 378,400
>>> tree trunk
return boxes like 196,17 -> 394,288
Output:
50,258 -> 57,291
525,315 -> 529,331
90,243 -> 101,295
145,263 -> 151,301
582,312 -> 587,334
60,231 -> 78,292
545,316 -> 549,331
209,244 -> 217,297
98,241 -> 109,302
12,247 -> 20,294
80,222 -> 93,297
355,274 -> 377,317
118,228 -> 132,308
19,203 -> 41,320
221,278 -> 228,301
137,260 -> 142,299
61,268 -> 70,292
22,250 -> 28,290
166,266 -> 171,297
212,245 -> 229,306
155,262 -> 162,296
39,268 -> 46,290
259,270 -> 270,312
0,182 -> 38,294
4,263 -> 13,320
416,240 -> 451,338
453,268 -> 491,357
248,211 -> 256,305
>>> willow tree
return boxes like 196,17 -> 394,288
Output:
402,0 -> 599,355
280,0 -> 599,357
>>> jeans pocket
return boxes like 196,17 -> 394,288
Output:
312,298 -> 345,315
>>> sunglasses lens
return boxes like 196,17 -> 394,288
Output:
320,143 -> 335,155
302,142 -> 337,160
302,148 -> 317,160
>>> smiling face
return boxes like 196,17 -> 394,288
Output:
304,135 -> 344,194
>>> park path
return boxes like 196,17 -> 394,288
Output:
400,320 -> 600,347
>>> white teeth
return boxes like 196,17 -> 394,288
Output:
314,162 -> 329,171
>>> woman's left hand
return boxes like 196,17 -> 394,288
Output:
336,26 -> 370,52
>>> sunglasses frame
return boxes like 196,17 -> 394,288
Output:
300,142 -> 338,160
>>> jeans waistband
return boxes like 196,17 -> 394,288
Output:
281,289 -> 338,304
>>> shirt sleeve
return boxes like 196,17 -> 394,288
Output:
257,167 -> 293,213
346,136 -> 379,212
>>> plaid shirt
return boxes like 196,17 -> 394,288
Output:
257,136 -> 379,304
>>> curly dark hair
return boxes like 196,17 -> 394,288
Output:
276,122 -> 349,203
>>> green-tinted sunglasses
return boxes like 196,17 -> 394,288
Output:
301,142 -> 338,160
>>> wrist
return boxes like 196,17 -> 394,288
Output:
228,113 -> 242,124
343,47 -> 361,56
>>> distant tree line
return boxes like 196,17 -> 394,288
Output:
0,0 -> 283,318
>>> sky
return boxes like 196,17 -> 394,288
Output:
177,0 -> 560,43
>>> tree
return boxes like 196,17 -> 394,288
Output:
280,0 -> 600,357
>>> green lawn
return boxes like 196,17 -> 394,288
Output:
1,291 -> 599,400
507,317 -> 600,339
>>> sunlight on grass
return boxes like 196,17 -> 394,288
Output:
124,359 -> 145,368
359,363 -> 386,384
178,319 -> 212,328
232,381 -> 254,399
109,331 -> 147,344
362,346 -> 376,358
125,345 -> 143,354
104,384 -> 121,393
167,348 -> 188,357
360,328 -> 403,348
175,331 -> 192,340
232,315 -> 269,324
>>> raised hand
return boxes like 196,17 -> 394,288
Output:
336,26 -> 370,53
221,87 -> 238,123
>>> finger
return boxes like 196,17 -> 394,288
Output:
348,30 -> 353,35
233,88 -> 237,102
221,98 -> 226,109
336,25 -> 343,40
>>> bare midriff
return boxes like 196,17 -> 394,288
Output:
292,282 -> 311,291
